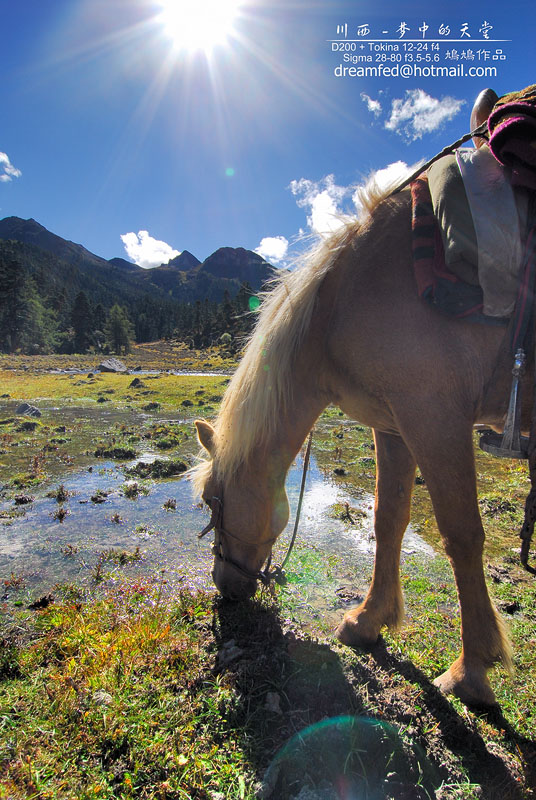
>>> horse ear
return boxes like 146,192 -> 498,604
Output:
195,419 -> 216,456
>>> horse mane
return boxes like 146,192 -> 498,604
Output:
191,177 -> 397,494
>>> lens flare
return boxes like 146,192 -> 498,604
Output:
261,716 -> 439,798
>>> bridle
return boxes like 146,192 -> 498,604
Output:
197,431 -> 313,586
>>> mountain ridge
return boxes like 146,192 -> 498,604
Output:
0,216 -> 274,303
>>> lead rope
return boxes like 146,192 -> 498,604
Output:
266,429 -> 314,585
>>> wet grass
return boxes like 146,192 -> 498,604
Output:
0,370 -> 230,415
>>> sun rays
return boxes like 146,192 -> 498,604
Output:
157,0 -> 242,52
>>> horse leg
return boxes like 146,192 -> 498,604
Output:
336,431 -> 416,647
395,413 -> 512,706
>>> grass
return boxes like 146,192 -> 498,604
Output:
2,565 -> 536,798
1,582 -> 259,799
1,351 -> 536,797
0,371 -> 229,414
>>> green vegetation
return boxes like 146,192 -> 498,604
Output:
1,584 -> 258,799
0,240 -> 260,355
1,355 -> 536,797
2,571 -> 535,799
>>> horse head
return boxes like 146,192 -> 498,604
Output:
195,419 -> 290,599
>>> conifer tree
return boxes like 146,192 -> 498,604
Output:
104,304 -> 135,354
71,291 -> 93,353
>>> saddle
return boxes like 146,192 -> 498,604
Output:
413,84 -> 536,331
427,146 -> 528,318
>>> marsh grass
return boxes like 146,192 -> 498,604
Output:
3,573 -> 533,799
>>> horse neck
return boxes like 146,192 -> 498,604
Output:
257,355 -> 327,487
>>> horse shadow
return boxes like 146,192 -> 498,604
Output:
212,596 -> 534,799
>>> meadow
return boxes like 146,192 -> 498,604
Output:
1,347 -> 535,799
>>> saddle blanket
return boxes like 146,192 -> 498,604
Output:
411,176 -> 494,323
412,176 -> 536,355
427,146 -> 528,318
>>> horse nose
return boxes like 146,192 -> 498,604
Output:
212,565 -> 257,600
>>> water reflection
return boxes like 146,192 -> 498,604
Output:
0,439 -> 433,604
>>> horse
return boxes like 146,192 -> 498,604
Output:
192,179 -> 529,707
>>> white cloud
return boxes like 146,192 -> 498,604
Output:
120,230 -> 180,269
291,163 -> 417,235
385,89 -> 464,141
361,93 -> 382,116
289,175 -> 351,238
255,235 -> 289,264
352,160 -> 415,215
0,151 -> 22,183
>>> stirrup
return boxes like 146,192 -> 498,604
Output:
479,347 -> 529,459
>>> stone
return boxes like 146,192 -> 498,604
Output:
97,358 -> 127,373
15,403 -> 41,417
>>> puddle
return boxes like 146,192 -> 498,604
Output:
283,459 -> 433,558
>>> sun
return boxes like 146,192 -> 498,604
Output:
158,0 -> 242,52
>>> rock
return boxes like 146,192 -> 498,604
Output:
92,690 -> 113,706
97,358 -> 127,373
264,692 -> 282,714
15,403 -> 41,417
129,377 -> 145,388
217,639 -> 244,667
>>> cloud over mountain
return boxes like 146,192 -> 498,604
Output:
120,230 -> 180,269
255,235 -> 289,264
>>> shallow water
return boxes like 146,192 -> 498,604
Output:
0,408 -> 434,617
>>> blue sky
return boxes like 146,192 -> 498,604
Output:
1,0 -> 533,268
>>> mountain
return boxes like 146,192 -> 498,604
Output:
0,216 -> 276,352
0,216 -> 274,306
166,250 -> 201,271
0,216 -> 109,273
200,247 -> 272,288
107,257 -> 143,273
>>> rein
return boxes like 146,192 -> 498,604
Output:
389,121 -> 489,197
198,430 -> 314,586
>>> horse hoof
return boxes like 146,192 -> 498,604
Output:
433,667 -> 497,707
335,616 -> 379,649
